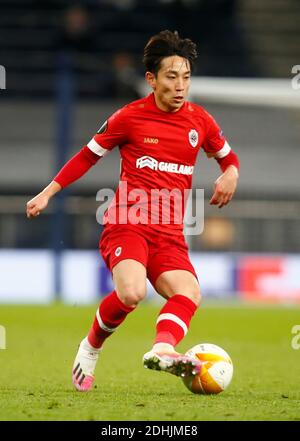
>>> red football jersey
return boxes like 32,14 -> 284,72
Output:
87,93 -> 229,234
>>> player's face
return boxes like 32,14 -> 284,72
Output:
146,55 -> 191,113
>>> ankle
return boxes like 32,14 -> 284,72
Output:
82,336 -> 102,352
152,342 -> 176,354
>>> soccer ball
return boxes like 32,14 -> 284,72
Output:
182,343 -> 233,394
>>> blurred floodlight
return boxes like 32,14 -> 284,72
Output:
137,77 -> 300,109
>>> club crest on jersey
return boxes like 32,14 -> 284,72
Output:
115,246 -> 122,257
188,129 -> 198,148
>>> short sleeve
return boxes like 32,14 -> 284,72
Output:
202,112 -> 228,158
86,108 -> 127,157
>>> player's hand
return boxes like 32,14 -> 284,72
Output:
26,181 -> 61,218
26,193 -> 49,218
209,166 -> 239,209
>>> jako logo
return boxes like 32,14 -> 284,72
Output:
144,137 -> 159,144
136,156 -> 194,175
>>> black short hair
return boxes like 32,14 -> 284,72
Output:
143,30 -> 198,75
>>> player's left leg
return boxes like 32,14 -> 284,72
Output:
143,269 -> 202,377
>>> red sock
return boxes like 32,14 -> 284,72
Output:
88,290 -> 135,348
154,294 -> 198,348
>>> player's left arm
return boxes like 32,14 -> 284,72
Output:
202,113 -> 240,209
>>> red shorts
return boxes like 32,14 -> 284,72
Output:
99,224 -> 197,286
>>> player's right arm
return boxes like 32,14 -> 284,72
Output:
26,108 -> 128,219
26,145 -> 101,218
26,180 -> 61,218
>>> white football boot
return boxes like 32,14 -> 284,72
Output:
143,343 -> 201,378
72,337 -> 101,392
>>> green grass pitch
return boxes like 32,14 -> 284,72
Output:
0,301 -> 300,421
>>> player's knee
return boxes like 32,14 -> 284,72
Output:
186,286 -> 202,308
193,287 -> 202,308
118,283 -> 146,307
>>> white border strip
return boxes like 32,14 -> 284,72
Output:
87,138 -> 108,157
156,313 -> 188,336
96,309 -> 117,333
215,141 -> 231,159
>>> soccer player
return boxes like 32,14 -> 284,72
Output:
26,30 -> 239,392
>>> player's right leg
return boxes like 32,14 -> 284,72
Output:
72,286 -> 136,391
72,225 -> 148,391
72,260 -> 147,391
72,227 -> 148,392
